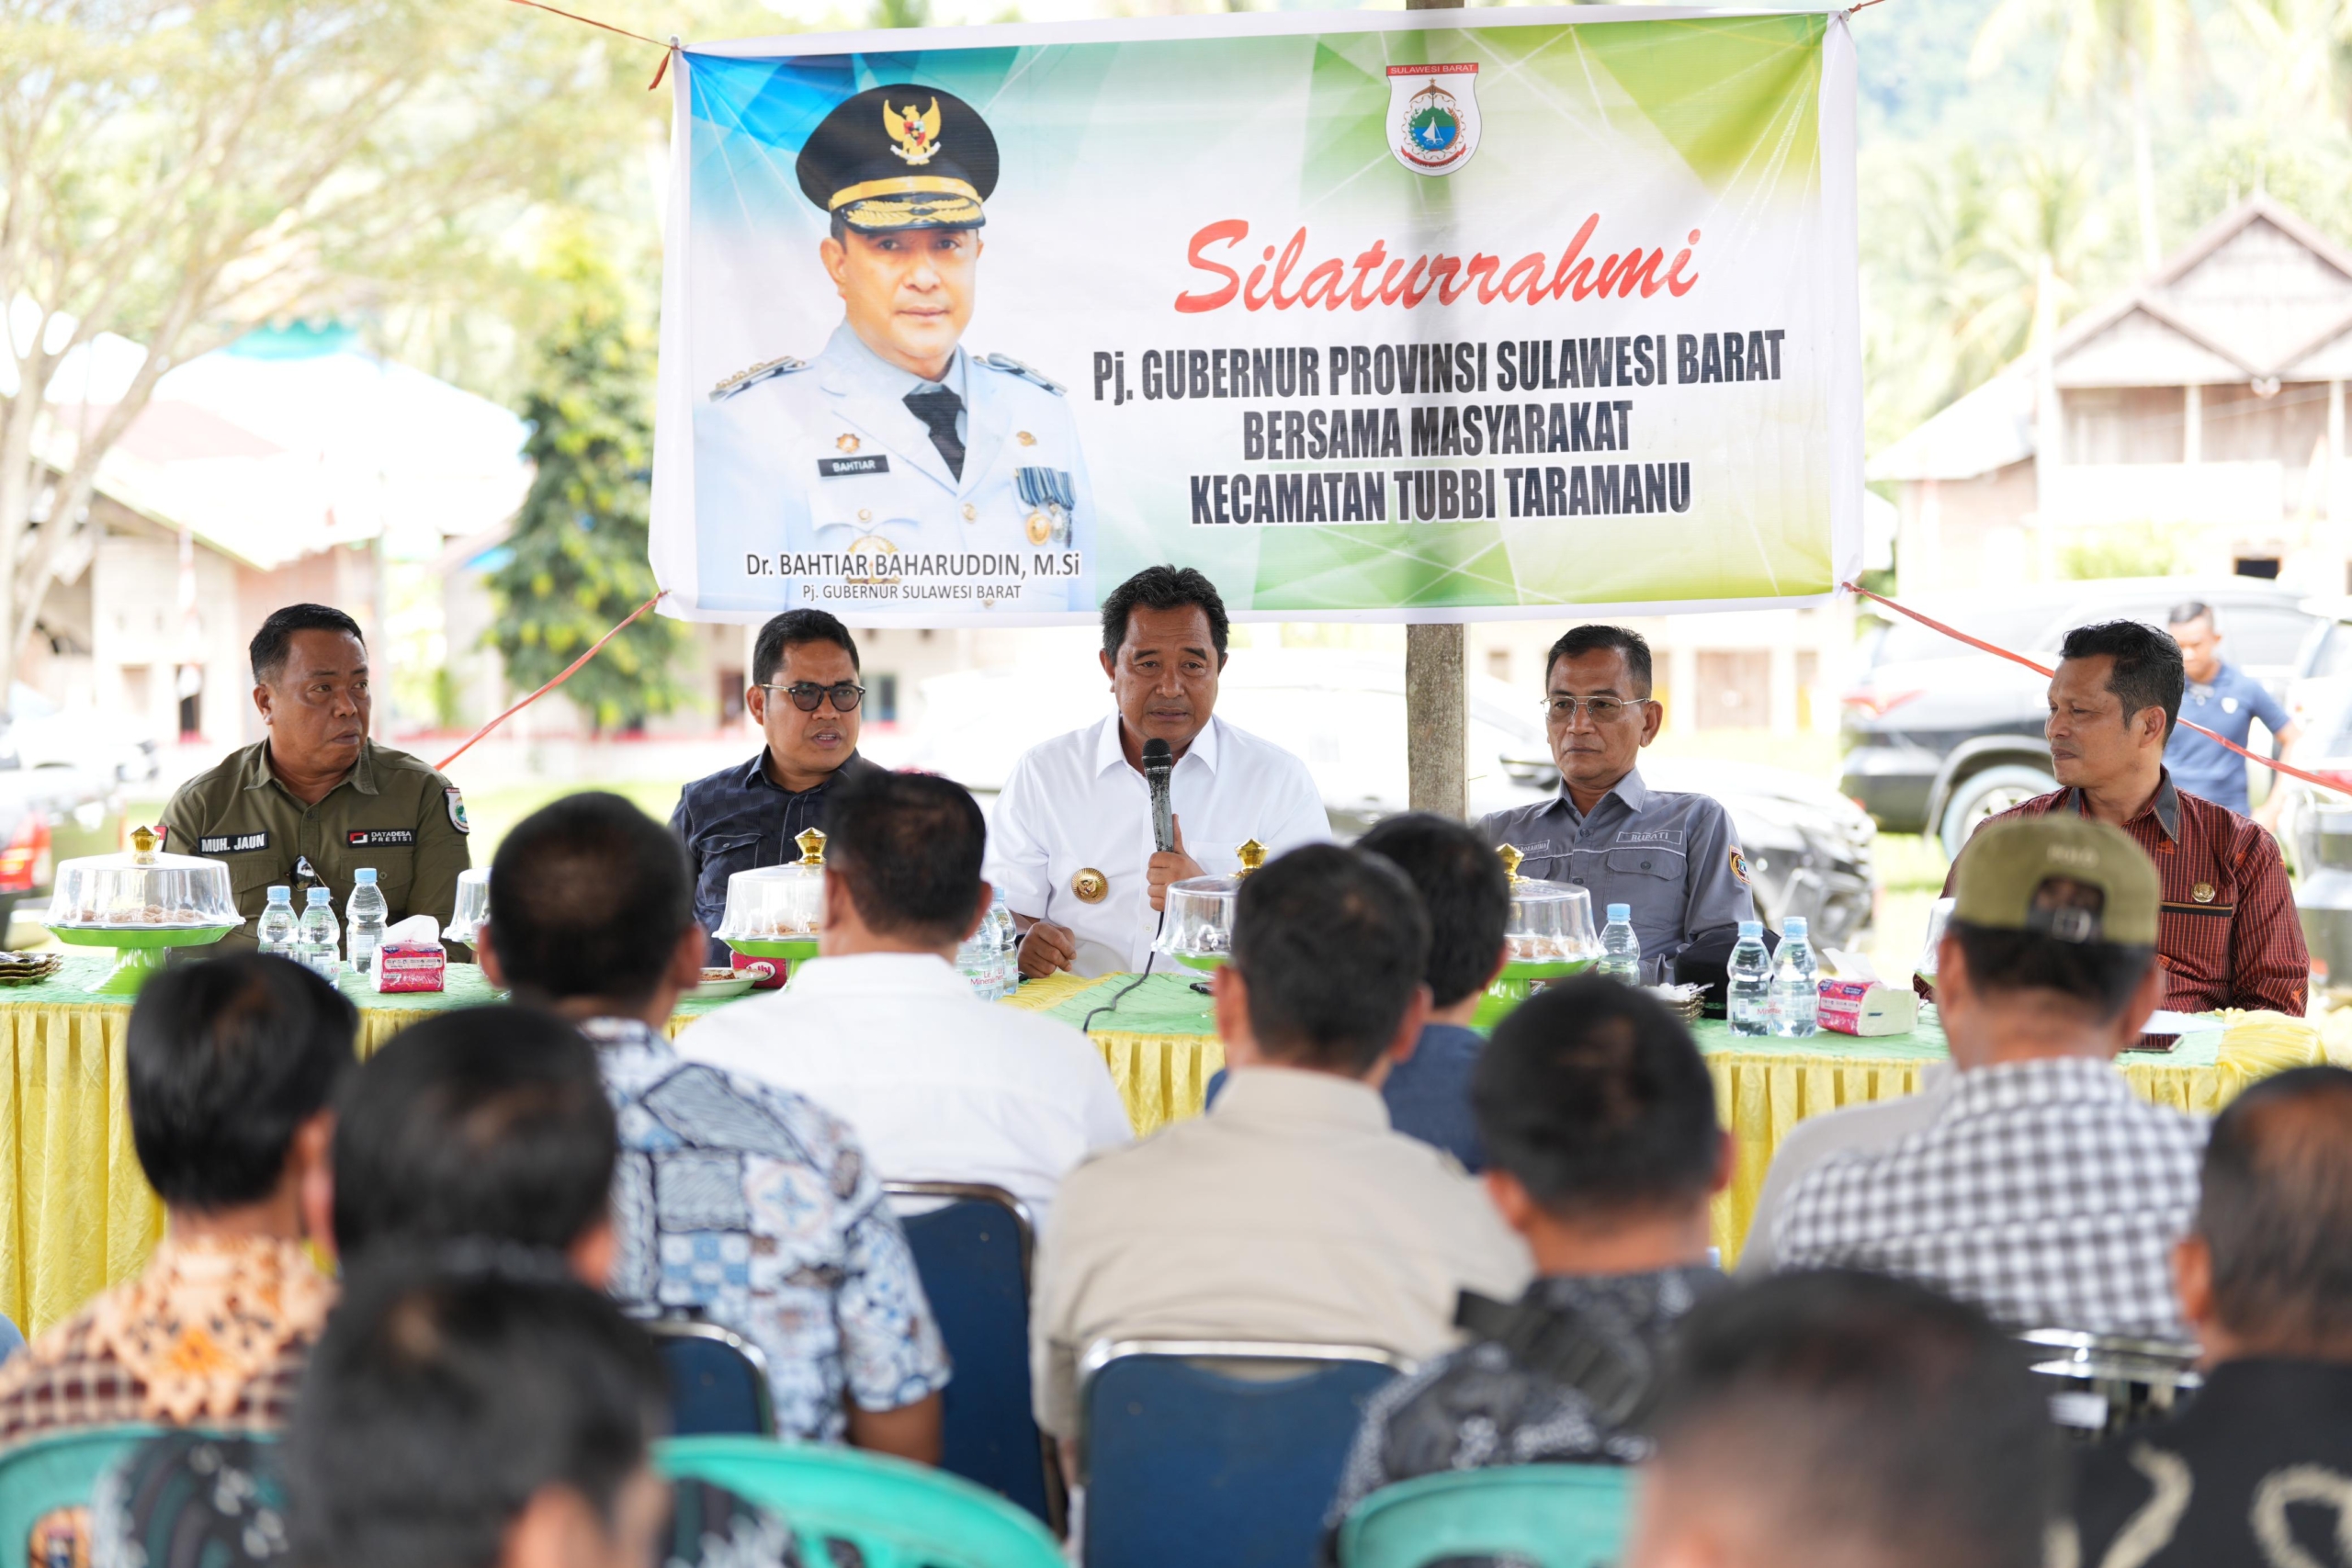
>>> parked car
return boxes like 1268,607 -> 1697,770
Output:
1840,578 -> 2326,856
0,691 -> 161,784
908,649 -> 1877,950
0,760 -> 125,939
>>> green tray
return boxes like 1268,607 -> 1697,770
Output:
45,923 -> 239,993
723,936 -> 821,964
1169,950 -> 1229,972
1473,955 -> 1596,1030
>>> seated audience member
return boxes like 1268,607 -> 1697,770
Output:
480,791 -> 950,1460
677,769 -> 1131,1227
1030,844 -> 1531,1454
1738,1064 -> 1956,1274
1776,816 -> 2206,1338
0,954 -> 352,1448
1478,626 -> 1756,984
1204,811 -> 1510,1169
1326,977 -> 1732,1537
1927,618 -> 2306,1016
1627,1269 -> 2056,1568
283,1260 -> 675,1568
319,1007 -> 794,1568
2071,1065 -> 2352,1567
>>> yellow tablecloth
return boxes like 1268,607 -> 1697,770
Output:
2,961 -> 2325,1337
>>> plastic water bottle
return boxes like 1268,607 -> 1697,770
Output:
1728,919 -> 1772,1037
1598,903 -> 1641,983
299,887 -> 341,980
956,908 -> 1004,1001
1770,915 -> 1820,1038
989,892 -> 1018,995
256,886 -> 298,959
345,868 -> 387,978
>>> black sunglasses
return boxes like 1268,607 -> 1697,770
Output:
763,682 -> 865,713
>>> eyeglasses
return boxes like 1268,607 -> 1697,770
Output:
1542,695 -> 1654,725
763,682 -> 865,713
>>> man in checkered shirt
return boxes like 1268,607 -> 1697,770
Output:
1777,816 -> 2207,1339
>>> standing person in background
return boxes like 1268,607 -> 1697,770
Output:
2163,602 -> 2300,818
1478,626 -> 1754,984
987,566 -> 1329,978
672,609 -> 884,964
160,604 -> 470,949
479,792 -> 950,1461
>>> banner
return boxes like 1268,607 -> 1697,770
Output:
650,5 -> 1860,625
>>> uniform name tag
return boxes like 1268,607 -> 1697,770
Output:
819,456 -> 888,478
1616,829 -> 1684,847
347,829 -> 417,848
198,832 -> 270,854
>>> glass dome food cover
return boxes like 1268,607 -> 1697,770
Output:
1153,839 -> 1269,970
48,838 -> 239,930
715,829 -> 829,958
1474,844 -> 1600,1027
45,827 -> 242,994
445,869 -> 491,944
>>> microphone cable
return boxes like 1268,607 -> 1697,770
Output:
1082,906 -> 1163,1033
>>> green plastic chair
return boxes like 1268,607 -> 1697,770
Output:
0,1424 -> 165,1551
656,1436 -> 1065,1568
1337,1463 -> 1634,1568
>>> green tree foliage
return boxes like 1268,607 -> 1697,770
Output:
486,247 -> 684,735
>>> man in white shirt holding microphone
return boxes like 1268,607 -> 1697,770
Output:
988,566 -> 1331,978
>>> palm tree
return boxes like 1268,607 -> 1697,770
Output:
1970,0 -> 2199,274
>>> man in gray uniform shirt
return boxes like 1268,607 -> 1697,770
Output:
1479,626 -> 1756,984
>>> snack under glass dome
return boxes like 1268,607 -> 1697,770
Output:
715,829 -> 831,947
1502,876 -> 1600,969
48,847 -> 239,929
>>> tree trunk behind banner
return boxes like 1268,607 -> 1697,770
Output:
1403,0 -> 1468,822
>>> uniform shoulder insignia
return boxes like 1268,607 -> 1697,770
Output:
977,352 -> 1067,396
709,355 -> 809,402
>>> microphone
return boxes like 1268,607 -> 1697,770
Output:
1142,737 -> 1175,853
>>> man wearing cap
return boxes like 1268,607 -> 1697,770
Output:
697,85 -> 1094,614
1774,816 -> 2208,1339
1928,618 -> 2308,1017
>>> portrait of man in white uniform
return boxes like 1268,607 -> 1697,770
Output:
697,84 -> 1095,613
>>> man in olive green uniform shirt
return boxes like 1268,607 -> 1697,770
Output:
160,604 -> 470,950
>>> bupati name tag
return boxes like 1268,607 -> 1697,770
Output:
347,829 -> 417,848
1616,829 -> 1685,847
198,832 -> 270,854
819,456 -> 888,478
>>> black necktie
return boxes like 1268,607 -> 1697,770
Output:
904,386 -> 966,480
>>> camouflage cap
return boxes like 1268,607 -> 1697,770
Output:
1952,815 -> 2159,946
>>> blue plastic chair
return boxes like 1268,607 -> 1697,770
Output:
888,1180 -> 1062,1532
1080,1339 -> 1408,1568
645,1319 -> 776,1437
0,1425 -> 165,1557
657,1435 -> 1064,1568
1337,1464 -> 1634,1568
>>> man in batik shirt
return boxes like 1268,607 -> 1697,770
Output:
0,955 -> 353,1448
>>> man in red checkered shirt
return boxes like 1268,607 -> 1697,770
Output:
1933,619 -> 2308,1019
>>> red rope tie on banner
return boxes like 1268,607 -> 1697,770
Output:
1842,581 -> 2351,798
503,0 -> 674,87
435,590 -> 669,773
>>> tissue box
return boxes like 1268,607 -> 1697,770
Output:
373,945 -> 446,994
1816,978 -> 1917,1037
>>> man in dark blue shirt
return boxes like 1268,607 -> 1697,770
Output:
671,610 -> 884,963
2164,601 -> 2298,817
1206,810 -> 1506,1169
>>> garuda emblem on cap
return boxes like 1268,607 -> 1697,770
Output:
886,98 -> 943,166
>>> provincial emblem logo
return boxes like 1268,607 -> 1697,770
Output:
885,97 -> 944,165
1385,63 -> 1481,176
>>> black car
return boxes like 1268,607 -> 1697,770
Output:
1840,578 -> 2329,855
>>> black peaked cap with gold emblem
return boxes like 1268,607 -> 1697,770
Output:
796,85 -> 1000,234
